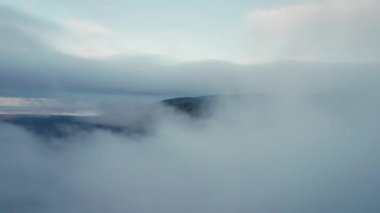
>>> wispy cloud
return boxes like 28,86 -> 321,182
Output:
245,0 -> 380,63
66,19 -> 111,37
65,46 -> 123,58
60,19 -> 123,58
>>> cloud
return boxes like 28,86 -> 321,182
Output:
1,93 -> 380,212
1,4 -> 380,212
0,4 -> 379,100
66,19 -> 111,37
0,4 -> 59,37
246,0 -> 380,63
61,19 -> 123,58
65,46 -> 123,58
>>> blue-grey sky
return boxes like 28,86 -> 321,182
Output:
1,0 -> 378,63
0,0 -> 379,99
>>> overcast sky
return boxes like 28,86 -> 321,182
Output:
0,0 -> 379,99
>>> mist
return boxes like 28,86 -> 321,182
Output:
1,89 -> 380,213
1,2 -> 380,212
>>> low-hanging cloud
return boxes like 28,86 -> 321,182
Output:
1,92 -> 380,213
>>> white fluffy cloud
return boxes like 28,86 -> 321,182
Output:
246,0 -> 380,63
1,93 -> 380,212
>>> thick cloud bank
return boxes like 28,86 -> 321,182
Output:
1,92 -> 380,213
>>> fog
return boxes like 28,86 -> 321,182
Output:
1,90 -> 380,213
1,2 -> 380,212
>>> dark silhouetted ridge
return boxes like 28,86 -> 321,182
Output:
162,96 -> 217,117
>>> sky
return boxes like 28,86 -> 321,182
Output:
0,0 -> 379,103
1,0 -> 379,63
0,0 -> 305,62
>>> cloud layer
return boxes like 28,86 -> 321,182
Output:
1,93 -> 380,212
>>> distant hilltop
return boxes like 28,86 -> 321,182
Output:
0,96 -> 217,139
161,96 -> 217,117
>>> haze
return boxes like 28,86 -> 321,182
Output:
0,0 -> 380,212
